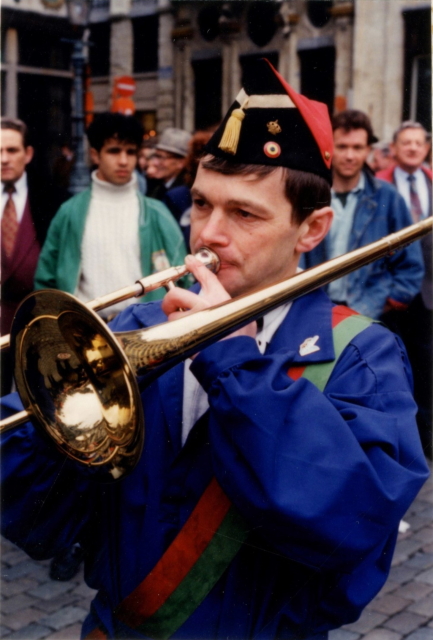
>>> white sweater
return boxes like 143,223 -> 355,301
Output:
75,171 -> 142,318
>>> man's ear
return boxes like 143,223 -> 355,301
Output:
89,147 -> 100,166
295,206 -> 333,254
24,146 -> 34,166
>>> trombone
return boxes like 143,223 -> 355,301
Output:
0,247 -> 220,352
1,218 -> 432,482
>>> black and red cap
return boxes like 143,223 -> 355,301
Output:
205,58 -> 333,184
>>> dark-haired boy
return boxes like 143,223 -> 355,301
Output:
35,112 -> 188,317
303,109 -> 424,320
1,62 -> 429,638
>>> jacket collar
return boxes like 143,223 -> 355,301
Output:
266,288 -> 335,364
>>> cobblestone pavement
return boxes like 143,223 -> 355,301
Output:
1,465 -> 432,640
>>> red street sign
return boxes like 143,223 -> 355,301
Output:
114,76 -> 136,97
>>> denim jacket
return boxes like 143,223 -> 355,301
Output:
302,171 -> 424,319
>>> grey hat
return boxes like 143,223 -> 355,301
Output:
156,128 -> 192,158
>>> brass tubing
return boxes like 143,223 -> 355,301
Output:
0,247 -> 220,350
0,410 -> 32,431
0,218 -> 431,481
118,218 -> 433,378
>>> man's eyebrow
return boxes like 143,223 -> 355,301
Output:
190,187 -> 208,200
226,198 -> 270,216
191,188 -> 272,216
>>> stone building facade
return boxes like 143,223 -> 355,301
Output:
1,0 -> 431,172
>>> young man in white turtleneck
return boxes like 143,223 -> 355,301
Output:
35,113 -> 188,321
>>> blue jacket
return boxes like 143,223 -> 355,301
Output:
1,289 -> 429,639
302,172 -> 424,319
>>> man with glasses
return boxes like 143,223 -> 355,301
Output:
149,127 -> 192,204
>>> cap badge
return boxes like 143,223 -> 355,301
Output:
324,151 -> 331,160
299,335 -> 320,356
267,120 -> 282,135
263,141 -> 281,158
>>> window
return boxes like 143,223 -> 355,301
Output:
306,1 -> 333,29
133,15 -> 158,73
89,22 -> 110,77
403,8 -> 431,131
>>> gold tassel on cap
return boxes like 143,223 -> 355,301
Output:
218,99 -> 248,155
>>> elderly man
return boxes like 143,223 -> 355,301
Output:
377,121 -> 432,458
1,59 -> 429,640
149,127 -> 192,204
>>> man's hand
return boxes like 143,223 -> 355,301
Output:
161,254 -> 257,341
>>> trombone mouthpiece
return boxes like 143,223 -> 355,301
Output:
194,247 -> 221,274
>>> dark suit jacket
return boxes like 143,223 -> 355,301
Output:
1,169 -> 58,334
149,170 -> 189,204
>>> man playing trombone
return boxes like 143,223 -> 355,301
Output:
1,59 -> 429,640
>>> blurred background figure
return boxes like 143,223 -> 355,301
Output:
136,140 -> 158,195
377,121 -> 432,459
52,138 -> 74,193
163,129 -> 216,250
1,117 -> 56,395
51,138 -> 76,208
302,110 -> 423,322
370,140 -> 393,173
148,127 -> 192,202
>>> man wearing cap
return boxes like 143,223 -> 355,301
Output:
1,60 -> 429,639
149,127 -> 192,208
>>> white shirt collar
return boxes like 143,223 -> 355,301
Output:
2,170 -> 28,195
394,165 -> 424,181
164,176 -> 177,189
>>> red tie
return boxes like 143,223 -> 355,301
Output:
1,183 -> 18,259
407,174 -> 423,222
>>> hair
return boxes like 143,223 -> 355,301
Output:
1,117 -> 30,147
392,120 -> 429,143
332,110 -> 376,145
200,156 -> 331,225
184,130 -> 216,187
86,112 -> 144,151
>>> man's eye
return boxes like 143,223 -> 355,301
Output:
193,198 -> 206,208
238,209 -> 253,219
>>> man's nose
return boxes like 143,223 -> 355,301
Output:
198,210 -> 229,245
119,152 -> 129,164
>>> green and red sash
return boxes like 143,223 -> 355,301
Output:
287,305 -> 373,390
86,305 -> 373,640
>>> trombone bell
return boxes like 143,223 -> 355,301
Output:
12,290 -> 144,482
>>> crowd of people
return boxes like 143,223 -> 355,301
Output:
0,56 -> 431,640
